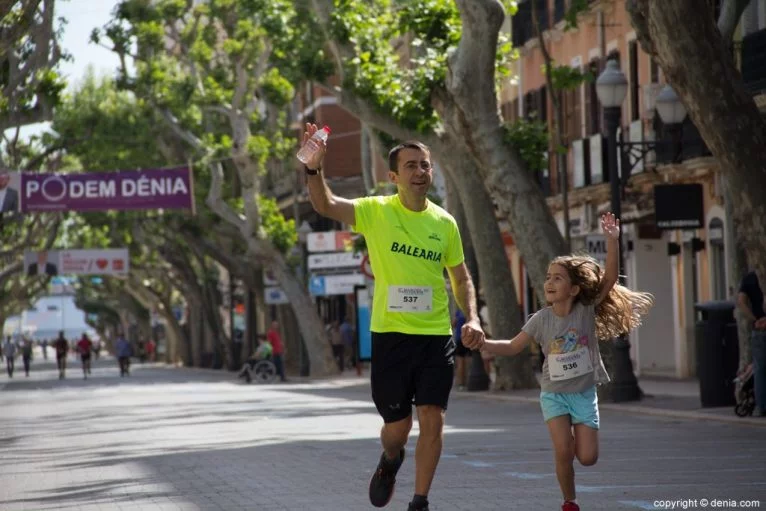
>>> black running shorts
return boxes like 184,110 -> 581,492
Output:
371,332 -> 455,423
81,353 -> 91,362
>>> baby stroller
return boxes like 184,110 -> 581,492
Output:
734,364 -> 755,417
238,341 -> 277,384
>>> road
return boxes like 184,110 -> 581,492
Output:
1,357 -> 764,510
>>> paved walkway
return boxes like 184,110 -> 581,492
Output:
1,357 -> 764,510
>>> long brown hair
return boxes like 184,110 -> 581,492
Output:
550,254 -> 654,340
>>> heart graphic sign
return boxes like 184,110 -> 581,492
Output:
26,248 -> 132,276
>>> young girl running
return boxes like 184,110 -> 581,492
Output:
482,212 -> 653,511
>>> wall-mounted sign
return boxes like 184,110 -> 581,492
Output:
654,184 -> 704,230
307,230 -> 353,252
309,273 -> 365,296
24,248 -> 129,277
263,268 -> 279,286
356,286 -> 371,362
264,287 -> 289,305
19,167 -> 194,213
585,234 -> 607,264
307,251 -> 363,270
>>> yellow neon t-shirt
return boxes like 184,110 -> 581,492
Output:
352,194 -> 464,335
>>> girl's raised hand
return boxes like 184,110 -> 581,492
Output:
601,212 -> 620,239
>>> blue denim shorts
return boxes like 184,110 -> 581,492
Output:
540,386 -> 600,429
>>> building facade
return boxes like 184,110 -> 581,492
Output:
506,0 -> 766,378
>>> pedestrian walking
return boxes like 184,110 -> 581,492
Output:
340,318 -> 355,370
481,213 -> 653,511
115,334 -> 132,376
302,127 -> 484,511
146,339 -> 156,362
41,339 -> 48,360
329,320 -> 345,372
3,336 -> 17,377
54,331 -> 69,379
737,270 -> 766,417
77,333 -> 93,380
266,321 -> 287,382
21,338 -> 33,377
137,339 -> 146,363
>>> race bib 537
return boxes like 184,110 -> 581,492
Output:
387,286 -> 433,313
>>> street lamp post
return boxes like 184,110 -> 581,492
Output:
596,59 -> 687,402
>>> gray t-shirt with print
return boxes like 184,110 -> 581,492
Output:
522,302 -> 609,393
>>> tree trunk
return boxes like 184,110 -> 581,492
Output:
271,254 -> 335,376
725,179 -> 753,371
440,144 -> 538,389
199,273 -> 231,369
189,299 -> 204,367
205,161 -> 335,376
311,0 -> 566,297
360,124 -> 374,192
438,0 -> 568,297
626,0 -> 766,287
157,293 -> 187,366
533,0 -> 571,250
244,287 -> 258,358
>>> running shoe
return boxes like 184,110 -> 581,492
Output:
562,501 -> 580,511
368,448 -> 405,507
407,501 -> 429,511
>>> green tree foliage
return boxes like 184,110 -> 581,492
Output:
93,0 -> 319,243
504,119 -> 549,174
258,196 -> 296,254
85,1 -> 340,373
0,0 -> 66,134
51,70 -> 163,172
325,0 -> 516,134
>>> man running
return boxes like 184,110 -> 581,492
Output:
54,331 -> 69,380
3,336 -> 16,377
115,334 -> 132,377
77,333 -> 93,380
301,125 -> 485,511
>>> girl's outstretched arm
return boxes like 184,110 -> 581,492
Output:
482,331 -> 533,357
596,212 -> 620,305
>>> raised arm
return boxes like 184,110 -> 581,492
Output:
596,212 -> 620,305
302,123 -> 356,226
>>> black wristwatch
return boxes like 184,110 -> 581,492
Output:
305,165 -> 321,175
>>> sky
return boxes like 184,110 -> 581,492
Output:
18,0 -> 123,139
56,0 -> 123,86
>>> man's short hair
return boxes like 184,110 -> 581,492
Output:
388,141 -> 431,172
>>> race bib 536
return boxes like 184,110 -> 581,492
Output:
548,348 -> 593,381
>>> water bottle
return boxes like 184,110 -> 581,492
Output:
297,125 -> 331,164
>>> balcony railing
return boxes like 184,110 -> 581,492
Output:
566,116 -> 712,192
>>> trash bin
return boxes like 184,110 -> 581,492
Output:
694,301 -> 739,408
